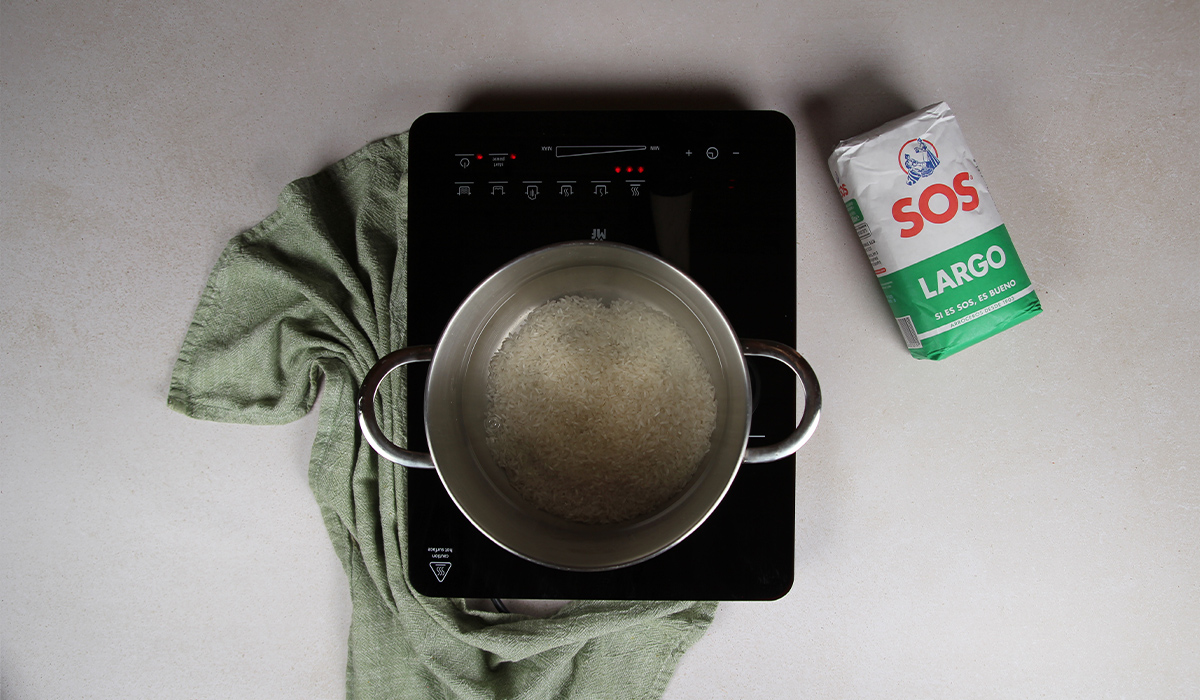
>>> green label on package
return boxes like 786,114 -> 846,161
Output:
877,224 -> 1040,359
845,199 -> 864,224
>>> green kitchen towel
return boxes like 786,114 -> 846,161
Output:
168,132 -> 717,700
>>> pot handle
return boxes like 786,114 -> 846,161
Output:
740,339 -> 822,464
357,345 -> 436,469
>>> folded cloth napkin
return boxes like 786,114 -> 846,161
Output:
168,133 -> 717,699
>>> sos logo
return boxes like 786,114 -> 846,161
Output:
892,172 -> 979,238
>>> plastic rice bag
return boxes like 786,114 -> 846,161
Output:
829,102 -> 1041,360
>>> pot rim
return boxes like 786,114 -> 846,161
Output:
424,241 -> 753,571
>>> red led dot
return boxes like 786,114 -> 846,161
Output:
637,166 -> 644,173
625,166 -> 632,173
476,154 -> 483,160
510,153 -> 516,159
614,166 -> 621,173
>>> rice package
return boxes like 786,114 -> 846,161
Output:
828,102 -> 1041,360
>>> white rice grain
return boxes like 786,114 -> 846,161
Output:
485,296 -> 717,524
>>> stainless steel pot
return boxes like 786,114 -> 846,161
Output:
357,241 -> 820,571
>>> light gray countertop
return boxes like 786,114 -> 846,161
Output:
3,1 -> 1197,697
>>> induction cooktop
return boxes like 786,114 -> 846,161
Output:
405,110 -> 797,600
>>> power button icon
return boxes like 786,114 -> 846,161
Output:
706,147 -> 719,160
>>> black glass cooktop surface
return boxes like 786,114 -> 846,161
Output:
406,110 -> 796,600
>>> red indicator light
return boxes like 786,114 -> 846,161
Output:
637,166 -> 644,173
614,166 -> 621,173
625,166 -> 633,173
510,153 -> 517,160
476,154 -> 483,160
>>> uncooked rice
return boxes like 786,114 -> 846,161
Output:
485,295 -> 717,524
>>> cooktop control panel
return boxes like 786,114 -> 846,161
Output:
443,140 -> 743,208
